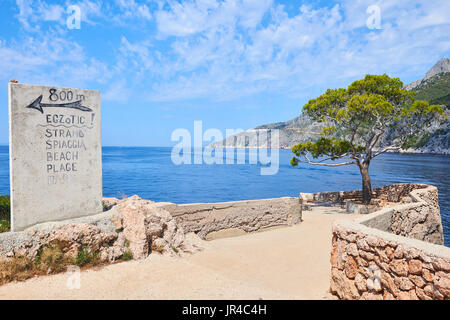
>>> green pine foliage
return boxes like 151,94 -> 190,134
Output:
291,74 -> 444,203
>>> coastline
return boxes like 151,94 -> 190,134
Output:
1,144 -> 449,155
205,145 -> 450,155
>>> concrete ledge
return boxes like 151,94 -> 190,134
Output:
159,197 -> 302,239
0,196 -> 302,261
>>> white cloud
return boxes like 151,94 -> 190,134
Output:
112,0 -> 152,22
41,3 -> 64,21
142,0 -> 449,101
0,28 -> 110,88
155,0 -> 272,37
6,0 -> 450,104
73,0 -> 105,25
14,0 -> 153,30
103,79 -> 132,102
15,0 -> 36,30
14,0 -> 103,30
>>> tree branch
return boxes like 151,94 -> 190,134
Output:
372,145 -> 401,158
368,129 -> 385,153
301,154 -> 356,167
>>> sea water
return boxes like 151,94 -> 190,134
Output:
0,145 -> 448,246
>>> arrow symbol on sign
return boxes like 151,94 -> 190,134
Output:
25,95 -> 93,114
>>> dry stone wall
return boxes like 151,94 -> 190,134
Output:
359,186 -> 444,245
389,187 -> 444,244
330,185 -> 449,300
302,183 -> 428,204
302,184 -> 444,245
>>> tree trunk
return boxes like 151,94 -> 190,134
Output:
359,164 -> 372,204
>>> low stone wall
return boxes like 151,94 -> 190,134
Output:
362,186 -> 444,245
0,208 -> 126,261
330,185 -> 449,300
0,196 -> 301,262
158,197 -> 301,239
301,183 -> 428,204
0,196 -> 197,263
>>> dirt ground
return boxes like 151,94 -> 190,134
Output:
0,206 -> 357,300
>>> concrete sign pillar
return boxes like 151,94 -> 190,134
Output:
8,83 -> 102,231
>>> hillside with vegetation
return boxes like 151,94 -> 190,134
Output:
402,58 -> 450,152
413,72 -> 450,108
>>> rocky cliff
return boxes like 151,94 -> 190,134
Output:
209,113 -> 324,149
210,58 -> 450,154
406,58 -> 450,90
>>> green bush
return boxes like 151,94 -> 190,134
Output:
0,195 -> 10,233
0,220 -> 10,233
75,248 -> 100,267
120,250 -> 133,261
402,132 -> 433,149
35,245 -> 69,273
0,255 -> 34,285
0,195 -> 10,221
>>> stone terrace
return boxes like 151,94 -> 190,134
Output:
328,184 -> 449,300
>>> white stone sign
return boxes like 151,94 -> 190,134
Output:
8,83 -> 102,231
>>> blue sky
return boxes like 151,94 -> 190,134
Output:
0,0 -> 449,146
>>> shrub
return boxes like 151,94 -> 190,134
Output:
150,243 -> 165,253
402,133 -> 432,149
0,245 -> 104,286
0,195 -> 10,221
120,250 -> 133,261
35,246 -> 68,273
0,220 -> 10,233
75,248 -> 100,267
0,195 -> 11,233
0,256 -> 34,285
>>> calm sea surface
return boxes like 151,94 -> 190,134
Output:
0,146 -> 448,246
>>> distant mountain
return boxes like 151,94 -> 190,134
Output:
401,58 -> 450,153
405,58 -> 450,90
210,58 -> 450,154
210,114 -> 323,149
412,72 -> 450,108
